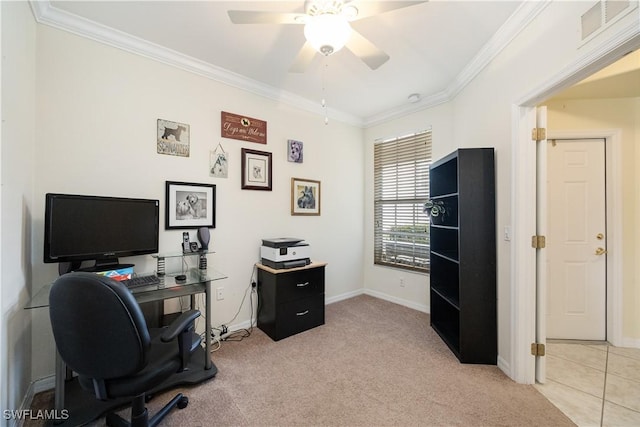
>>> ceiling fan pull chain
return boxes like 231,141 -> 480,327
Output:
322,60 -> 329,125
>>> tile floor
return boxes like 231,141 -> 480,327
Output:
534,341 -> 640,426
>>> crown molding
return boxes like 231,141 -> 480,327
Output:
29,1 -> 363,127
362,90 -> 450,127
29,1 -> 549,129
363,1 -> 551,128
518,11 -> 640,106
446,1 -> 550,100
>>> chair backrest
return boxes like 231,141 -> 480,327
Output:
49,272 -> 151,380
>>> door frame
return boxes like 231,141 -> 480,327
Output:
510,33 -> 640,384
545,131 -> 622,345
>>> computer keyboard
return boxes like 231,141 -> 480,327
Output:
121,275 -> 161,289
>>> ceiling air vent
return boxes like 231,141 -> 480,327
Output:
581,2 -> 603,40
605,0 -> 630,22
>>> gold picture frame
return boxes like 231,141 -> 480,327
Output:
291,178 -> 321,216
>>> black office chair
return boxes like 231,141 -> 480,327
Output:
49,272 -> 202,427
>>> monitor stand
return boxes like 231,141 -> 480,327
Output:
58,262 -> 82,275
78,258 -> 134,273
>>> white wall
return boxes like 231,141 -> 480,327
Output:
29,25 -> 364,380
546,97 -> 640,342
1,0 -> 37,418
364,0 -> 639,378
362,102 -> 453,313
4,1 -> 639,408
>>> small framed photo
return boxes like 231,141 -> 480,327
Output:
291,178 -> 321,216
165,181 -> 216,229
157,119 -> 190,157
287,139 -> 303,163
210,151 -> 228,178
241,148 -> 272,191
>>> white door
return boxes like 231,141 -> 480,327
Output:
546,138 -> 607,340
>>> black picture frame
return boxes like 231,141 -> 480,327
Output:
241,148 -> 273,191
165,181 -> 216,229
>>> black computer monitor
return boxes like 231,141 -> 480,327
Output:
43,193 -> 159,271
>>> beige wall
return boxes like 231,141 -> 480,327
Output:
546,97 -> 640,342
28,24 -> 365,380
364,1 -> 639,378
1,0 -> 37,415
362,103 -> 454,313
3,2 -> 640,411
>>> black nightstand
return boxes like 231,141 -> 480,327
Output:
256,261 -> 326,341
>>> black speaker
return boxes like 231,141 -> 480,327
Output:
197,227 -> 210,251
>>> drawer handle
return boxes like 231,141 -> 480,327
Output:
296,282 -> 310,287
296,310 -> 309,316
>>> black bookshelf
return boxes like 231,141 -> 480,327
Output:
429,148 -> 496,364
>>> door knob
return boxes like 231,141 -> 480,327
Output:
595,247 -> 607,255
596,233 -> 604,240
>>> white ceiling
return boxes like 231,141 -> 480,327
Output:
36,0 -> 533,126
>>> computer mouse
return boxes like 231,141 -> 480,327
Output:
175,274 -> 187,283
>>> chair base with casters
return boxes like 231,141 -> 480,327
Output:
105,392 -> 188,427
47,353 -> 217,427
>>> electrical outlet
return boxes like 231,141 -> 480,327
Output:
216,286 -> 224,301
504,226 -> 511,241
399,277 -> 405,287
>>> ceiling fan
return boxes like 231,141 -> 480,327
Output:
227,0 -> 426,72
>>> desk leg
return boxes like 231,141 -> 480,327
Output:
205,280 -> 212,370
55,351 -> 65,415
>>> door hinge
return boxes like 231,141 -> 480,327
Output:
531,235 -> 546,249
531,343 -> 546,357
531,127 -> 547,141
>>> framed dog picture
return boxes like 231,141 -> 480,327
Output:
210,151 -> 228,178
287,139 -> 303,163
291,178 -> 321,216
241,148 -> 272,191
157,119 -> 190,157
165,181 -> 216,229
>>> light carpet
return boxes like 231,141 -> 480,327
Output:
28,295 -> 574,426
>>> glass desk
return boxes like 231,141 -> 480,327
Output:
26,265 -> 227,425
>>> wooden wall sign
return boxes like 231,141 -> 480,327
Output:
221,111 -> 267,144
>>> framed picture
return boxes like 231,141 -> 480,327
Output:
241,148 -> 272,191
157,119 -> 190,157
287,139 -> 303,163
165,181 -> 216,229
291,178 -> 321,216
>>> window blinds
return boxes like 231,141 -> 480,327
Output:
373,130 -> 432,272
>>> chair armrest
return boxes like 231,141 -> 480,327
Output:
161,309 -> 200,342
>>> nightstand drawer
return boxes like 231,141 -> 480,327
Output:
275,268 -> 324,303
256,262 -> 327,341
274,296 -> 324,341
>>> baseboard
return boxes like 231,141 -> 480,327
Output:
32,375 -> 56,394
497,355 -> 511,378
621,337 -> 640,349
13,375 -> 56,427
363,289 -> 429,313
325,289 -> 364,305
223,289 -> 364,334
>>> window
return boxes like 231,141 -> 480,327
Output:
374,129 -> 432,272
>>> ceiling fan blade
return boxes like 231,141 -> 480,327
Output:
227,10 -> 304,25
289,41 -> 317,73
348,1 -> 426,21
345,29 -> 389,70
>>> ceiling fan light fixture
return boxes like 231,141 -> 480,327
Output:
304,14 -> 352,56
